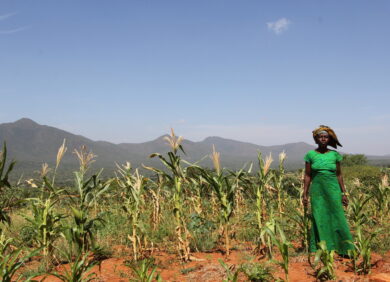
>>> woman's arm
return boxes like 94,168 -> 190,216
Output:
303,162 -> 311,207
336,162 -> 348,207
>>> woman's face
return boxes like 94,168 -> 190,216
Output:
316,133 -> 329,146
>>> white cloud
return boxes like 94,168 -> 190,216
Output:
267,18 -> 291,35
0,26 -> 29,35
0,12 -> 28,35
0,12 -> 17,21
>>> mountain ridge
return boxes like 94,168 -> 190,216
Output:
1,118 -> 388,179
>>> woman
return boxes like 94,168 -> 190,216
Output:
303,125 -> 353,254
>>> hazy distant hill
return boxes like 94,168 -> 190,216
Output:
118,135 -> 316,171
1,118 -> 388,179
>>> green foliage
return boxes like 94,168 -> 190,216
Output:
1,139 -> 390,280
145,131 -> 192,261
0,142 -> 16,190
313,241 -> 336,281
128,258 -> 162,282
240,262 -> 274,282
50,251 -> 100,282
283,203 -> 310,252
282,173 -> 302,198
194,163 -> 244,255
348,226 -> 377,275
22,197 -> 66,267
264,222 -> 291,281
64,206 -> 104,254
22,176 -> 68,269
342,154 -> 368,167
259,214 -> 277,258
347,193 -> 373,227
65,169 -> 111,253
272,152 -> 287,214
180,266 -> 200,274
219,259 -> 241,282
239,152 -> 275,256
0,143 -> 16,229
187,213 -> 217,252
116,163 -> 149,261
0,232 -> 39,282
370,175 -> 390,221
20,225 -> 35,247
343,165 -> 381,186
0,197 -> 12,229
235,211 -> 258,242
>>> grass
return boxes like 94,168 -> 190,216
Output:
180,265 -> 201,274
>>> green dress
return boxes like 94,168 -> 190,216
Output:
304,150 -> 353,254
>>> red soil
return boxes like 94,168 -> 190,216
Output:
28,244 -> 390,282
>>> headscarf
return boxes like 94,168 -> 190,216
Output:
312,125 -> 342,149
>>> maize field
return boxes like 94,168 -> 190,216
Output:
0,130 -> 389,281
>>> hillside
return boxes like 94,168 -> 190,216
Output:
1,118 -> 388,179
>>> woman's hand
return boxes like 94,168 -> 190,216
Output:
303,162 -> 311,208
342,195 -> 349,207
302,195 -> 309,208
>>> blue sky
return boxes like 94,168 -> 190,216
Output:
1,0 -> 389,155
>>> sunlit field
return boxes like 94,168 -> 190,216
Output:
1,130 -> 389,281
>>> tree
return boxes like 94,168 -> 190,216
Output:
342,154 -> 368,167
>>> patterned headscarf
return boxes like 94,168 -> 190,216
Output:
312,125 -> 342,149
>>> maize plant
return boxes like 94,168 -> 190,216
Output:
0,232 -> 39,282
22,141 -> 68,269
128,258 -> 162,282
272,152 -> 286,215
254,152 -> 274,255
149,175 -> 163,231
370,174 -> 390,223
259,211 -> 277,258
232,164 -> 251,216
50,251 -> 99,282
0,198 -> 11,230
172,176 -> 191,261
146,129 -> 186,180
240,262 -> 274,282
235,153 -> 274,256
347,193 -> 372,227
219,259 -> 241,282
65,146 -> 111,253
347,246 -> 359,275
347,226 -> 377,275
283,201 -> 311,252
0,143 -> 15,190
187,176 -> 204,215
0,143 -> 16,229
51,139 -> 67,187
209,190 -> 219,219
313,241 -> 336,281
66,172 -> 111,253
194,145 -> 243,256
272,151 -> 286,215
116,163 -> 148,261
144,129 -> 191,261
22,192 -> 65,269
264,222 -> 291,281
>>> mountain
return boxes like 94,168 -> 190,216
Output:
2,118 -> 386,180
0,118 -> 141,179
0,118 -> 136,165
